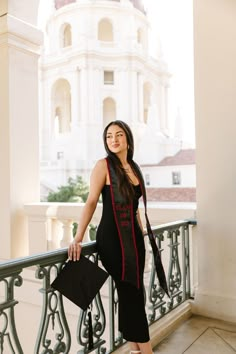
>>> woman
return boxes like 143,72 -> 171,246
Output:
68,120 -> 166,354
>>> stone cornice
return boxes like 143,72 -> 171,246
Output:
0,14 -> 43,54
51,0 -> 148,25
41,51 -> 171,78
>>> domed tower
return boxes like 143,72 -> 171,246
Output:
55,0 -> 76,10
40,0 -> 177,192
130,0 -> 146,14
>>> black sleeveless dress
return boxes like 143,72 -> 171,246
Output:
96,184 -> 150,343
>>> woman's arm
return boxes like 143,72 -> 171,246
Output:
137,209 -> 146,236
68,159 -> 107,260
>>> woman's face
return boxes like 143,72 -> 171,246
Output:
106,124 -> 128,155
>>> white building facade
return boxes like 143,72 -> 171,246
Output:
40,0 -> 182,195
141,149 -> 196,189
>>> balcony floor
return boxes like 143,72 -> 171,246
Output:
153,314 -> 236,354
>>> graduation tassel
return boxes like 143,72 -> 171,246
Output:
88,309 -> 94,350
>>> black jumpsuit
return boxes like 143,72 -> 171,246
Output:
96,184 -> 150,343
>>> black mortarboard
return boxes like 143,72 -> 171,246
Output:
51,255 -> 109,349
51,255 -> 109,311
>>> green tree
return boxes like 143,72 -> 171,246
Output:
47,176 -> 89,203
46,176 -> 98,239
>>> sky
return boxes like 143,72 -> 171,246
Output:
143,0 -> 195,145
38,0 -> 195,146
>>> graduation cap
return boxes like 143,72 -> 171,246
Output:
51,255 -> 109,349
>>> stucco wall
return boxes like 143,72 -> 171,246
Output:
193,0 -> 236,322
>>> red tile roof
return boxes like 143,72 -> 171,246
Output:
157,149 -> 195,166
146,188 -> 196,202
141,149 -> 195,167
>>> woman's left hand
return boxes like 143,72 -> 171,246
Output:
68,240 -> 82,261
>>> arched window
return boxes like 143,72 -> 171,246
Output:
52,79 -> 71,134
98,19 -> 113,42
61,23 -> 72,48
103,97 -> 116,127
137,28 -> 143,44
137,27 -> 145,51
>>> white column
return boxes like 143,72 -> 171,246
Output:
80,66 -> 89,123
41,82 -> 53,160
75,66 -> 89,161
193,0 -> 236,322
159,81 -> 165,132
156,80 -> 162,132
89,68 -> 104,160
138,72 -> 144,123
70,67 -> 80,128
0,11 -> 43,258
130,70 -> 138,124
91,68 -> 101,124
160,79 -> 169,133
164,82 -> 169,132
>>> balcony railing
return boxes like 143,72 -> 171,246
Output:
0,219 -> 196,354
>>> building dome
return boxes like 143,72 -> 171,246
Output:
54,0 -> 146,14
55,0 -> 76,10
129,0 -> 146,14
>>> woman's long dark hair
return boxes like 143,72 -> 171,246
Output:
103,120 -> 137,201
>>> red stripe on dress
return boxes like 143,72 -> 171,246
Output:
105,158 -> 125,281
130,202 -> 140,289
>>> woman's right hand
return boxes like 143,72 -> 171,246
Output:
68,240 -> 82,261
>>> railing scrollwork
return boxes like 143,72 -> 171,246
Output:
35,263 -> 71,354
148,232 -> 166,323
0,220 -> 196,353
0,272 -> 23,354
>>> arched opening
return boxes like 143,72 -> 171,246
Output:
103,97 -> 116,127
98,19 -> 113,42
52,79 -> 71,134
55,0 -> 76,10
61,23 -> 72,48
137,28 -> 143,45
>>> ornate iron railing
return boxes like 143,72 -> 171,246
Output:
0,219 -> 196,354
